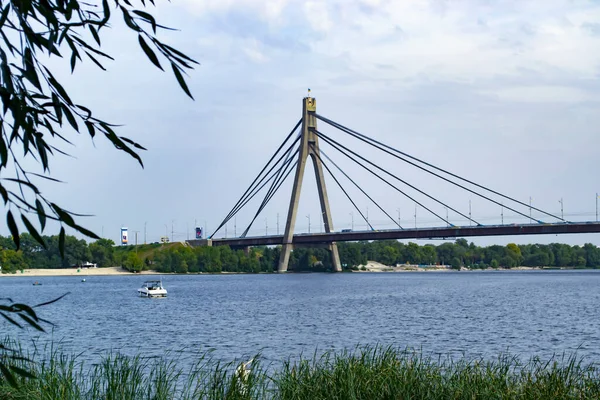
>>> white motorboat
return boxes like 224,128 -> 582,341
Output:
137,280 -> 167,298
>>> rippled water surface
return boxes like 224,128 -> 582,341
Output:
1,270 -> 599,366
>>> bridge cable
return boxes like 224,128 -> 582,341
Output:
226,141 -> 300,235
309,144 -> 376,231
212,119 -> 302,235
317,132 -> 454,227
210,155 -> 296,238
316,130 -> 479,226
317,148 -> 402,229
220,147 -> 299,238
316,114 -> 561,223
211,128 -> 302,238
240,145 -> 300,237
240,160 -> 298,238
216,125 -> 302,232
241,157 -> 299,237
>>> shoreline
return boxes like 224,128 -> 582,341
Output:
0,267 -> 160,277
0,265 -> 592,277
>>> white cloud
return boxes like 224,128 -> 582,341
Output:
483,85 -> 600,103
242,38 -> 270,63
173,0 -> 600,93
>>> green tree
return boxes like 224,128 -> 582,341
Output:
0,249 -> 27,273
450,257 -> 462,270
124,252 -> 144,272
89,239 -> 115,267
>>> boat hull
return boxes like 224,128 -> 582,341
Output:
137,288 -> 167,298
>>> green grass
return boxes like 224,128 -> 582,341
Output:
1,341 -> 599,399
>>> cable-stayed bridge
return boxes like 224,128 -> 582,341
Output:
187,95 -> 600,272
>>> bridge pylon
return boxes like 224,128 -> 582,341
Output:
277,96 -> 342,273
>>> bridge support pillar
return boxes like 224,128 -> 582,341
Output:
278,95 -> 342,273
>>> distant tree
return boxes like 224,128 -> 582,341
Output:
0,249 -> 27,273
124,252 -> 143,272
450,257 -> 462,270
89,239 -> 115,267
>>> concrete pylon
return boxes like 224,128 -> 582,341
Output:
277,96 -> 342,273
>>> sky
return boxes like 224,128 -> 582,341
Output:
3,0 -> 600,247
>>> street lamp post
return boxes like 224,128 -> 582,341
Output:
559,198 -> 564,220
307,214 -> 311,233
414,204 -> 417,228
469,200 -> 472,227
397,208 -> 401,228
350,211 -> 354,230
529,197 -> 533,223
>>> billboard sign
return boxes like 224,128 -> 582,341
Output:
121,227 -> 128,245
195,227 -> 203,239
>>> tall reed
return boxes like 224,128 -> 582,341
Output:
1,340 -> 598,399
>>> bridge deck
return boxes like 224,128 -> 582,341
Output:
186,222 -> 600,248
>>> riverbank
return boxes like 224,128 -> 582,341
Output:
0,264 -> 579,276
355,261 -> 543,272
0,266 -> 160,277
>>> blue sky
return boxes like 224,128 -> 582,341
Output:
3,0 -> 600,247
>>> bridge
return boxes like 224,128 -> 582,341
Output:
187,94 -> 600,272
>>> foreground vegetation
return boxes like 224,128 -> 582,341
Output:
0,341 -> 599,399
2,233 -> 600,274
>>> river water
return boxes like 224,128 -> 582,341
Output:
1,270 -> 599,368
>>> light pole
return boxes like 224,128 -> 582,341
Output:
144,222 -> 147,244
350,211 -> 354,230
234,217 -> 237,237
164,224 -> 168,242
133,231 -> 139,254
501,202 -> 504,224
444,206 -> 449,227
265,217 -> 268,235
277,213 -> 280,235
366,206 -> 369,227
559,198 -> 564,220
414,204 -> 417,228
306,214 -> 311,233
596,193 -> 598,222
171,219 -> 175,242
469,200 -> 472,227
529,196 -> 533,223
397,208 -> 401,228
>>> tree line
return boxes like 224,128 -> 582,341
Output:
1,234 -> 599,274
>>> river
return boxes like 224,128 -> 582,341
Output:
1,270 -> 599,368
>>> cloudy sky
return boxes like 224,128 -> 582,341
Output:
4,0 -> 600,246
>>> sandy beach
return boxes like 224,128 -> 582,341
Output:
354,262 -> 541,272
0,267 -> 160,277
